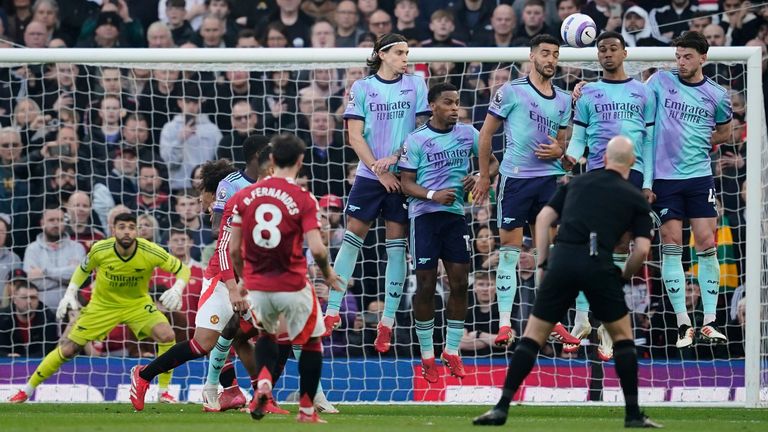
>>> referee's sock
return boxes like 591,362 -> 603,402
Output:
661,244 -> 691,327
140,339 -> 208,382
326,231 -> 364,316
613,339 -> 642,419
697,247 -> 720,323
495,337 -> 541,412
496,246 -> 521,328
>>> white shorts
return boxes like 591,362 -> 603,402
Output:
247,282 -> 325,345
195,275 -> 235,332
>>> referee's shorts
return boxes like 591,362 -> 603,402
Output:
532,243 -> 629,324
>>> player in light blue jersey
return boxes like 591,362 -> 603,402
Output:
325,33 -> 431,353
472,34 -> 577,348
647,31 -> 732,349
399,83 -> 499,382
563,31 -> 657,360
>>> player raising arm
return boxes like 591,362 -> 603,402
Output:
647,31 -> 732,349
9,213 -> 190,404
562,31 -> 657,360
399,82 -> 498,382
228,134 -> 341,424
471,34 -> 578,347
323,32 -> 431,353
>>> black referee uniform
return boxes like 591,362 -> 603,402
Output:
533,169 -> 654,325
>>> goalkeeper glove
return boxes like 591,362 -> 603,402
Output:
56,283 -> 81,321
159,279 -> 185,311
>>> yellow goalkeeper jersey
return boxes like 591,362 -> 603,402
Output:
71,238 -> 190,307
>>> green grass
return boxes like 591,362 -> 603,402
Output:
1,404 -> 766,431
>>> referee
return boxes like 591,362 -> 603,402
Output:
473,136 -> 662,428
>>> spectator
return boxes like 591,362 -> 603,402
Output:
688,11 -> 712,34
160,83 -> 222,191
0,216 -> 22,296
152,226 -> 203,341
159,0 -> 206,31
0,281 -> 58,357
206,0 -> 240,45
260,70 -> 298,134
1,268 -> 27,309
12,98 -> 49,153
88,94 -> 123,176
93,66 -> 137,118
420,9 -> 466,48
77,4 -> 145,49
357,0 -> 378,24
555,0 -> 579,31
0,128 -> 30,217
206,70 -> 260,132
318,194 -> 345,249
622,5 -> 666,47
472,4 -> 516,51
473,224 -> 498,274
23,206 -> 86,310
452,0 -> 495,44
27,163 -> 77,240
103,204 -> 131,237
649,0 -> 699,41
191,13 -> 229,47
367,9 -> 392,38
165,189 -> 212,260
472,66 -> 511,158
262,21 -> 290,47
461,271 -> 502,357
121,114 -> 159,165
136,163 -> 171,229
8,0 -> 34,45
63,190 -> 105,252
302,0 -> 337,22
137,212 -> 161,243
704,23 -> 726,47
582,0 -> 623,34
720,0 -> 762,47
394,0 -> 429,43
310,18 -> 335,47
146,20 -> 176,48
259,0 -> 315,48
138,68 -> 182,143
333,66 -> 365,122
23,19 -> 48,47
334,0 -> 365,47
164,0 -> 196,46
298,68 -> 341,111
217,100 -> 258,166
31,0 -> 70,46
234,27 -> 259,47
512,0 -> 559,46
91,147 -> 137,229
300,110 -> 351,197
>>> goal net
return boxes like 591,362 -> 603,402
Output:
0,47 -> 764,407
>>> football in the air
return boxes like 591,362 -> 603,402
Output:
560,13 -> 597,48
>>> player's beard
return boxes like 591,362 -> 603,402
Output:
678,66 -> 700,81
119,236 -> 136,250
534,61 -> 556,80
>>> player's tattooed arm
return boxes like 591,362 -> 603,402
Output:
210,211 -> 223,239
710,120 -> 733,149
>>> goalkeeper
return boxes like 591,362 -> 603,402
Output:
8,212 -> 190,404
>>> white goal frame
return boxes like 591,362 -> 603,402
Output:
2,46 -> 763,408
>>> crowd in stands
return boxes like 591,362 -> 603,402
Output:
0,0 -> 762,362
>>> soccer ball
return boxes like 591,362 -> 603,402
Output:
560,13 -> 597,48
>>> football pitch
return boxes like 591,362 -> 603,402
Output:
2,404 -> 766,431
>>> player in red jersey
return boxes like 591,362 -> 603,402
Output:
229,134 -> 341,424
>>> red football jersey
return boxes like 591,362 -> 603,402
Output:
204,197 -> 238,281
231,176 -> 321,292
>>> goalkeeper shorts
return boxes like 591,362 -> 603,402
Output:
67,298 -> 170,346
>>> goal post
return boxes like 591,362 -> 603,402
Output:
0,47 -> 764,407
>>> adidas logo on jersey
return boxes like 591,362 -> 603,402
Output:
497,285 -> 512,292
707,289 -> 718,295
388,292 -> 401,298
669,89 -> 678,95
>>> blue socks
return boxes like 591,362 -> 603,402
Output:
697,247 -> 720,323
444,319 -> 464,356
381,238 -> 407,328
415,319 -> 435,359
496,246 -> 520,328
661,244 -> 690,327
327,231 -> 364,315
206,336 -> 232,386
